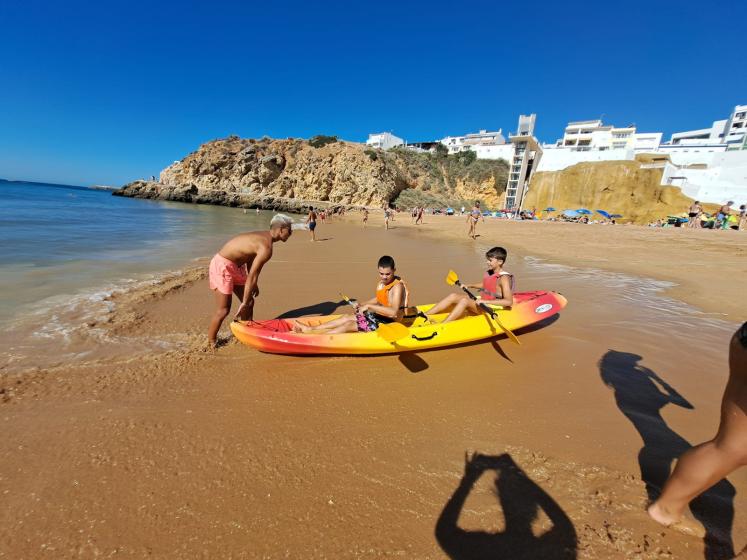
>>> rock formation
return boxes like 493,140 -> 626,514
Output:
524,161 -> 716,224
114,136 -> 509,211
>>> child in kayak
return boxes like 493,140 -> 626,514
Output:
426,246 -> 514,323
294,255 -> 409,334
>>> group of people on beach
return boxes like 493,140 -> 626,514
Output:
684,200 -> 747,230
207,213 -> 747,546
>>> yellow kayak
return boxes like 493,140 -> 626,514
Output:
230,290 -> 567,355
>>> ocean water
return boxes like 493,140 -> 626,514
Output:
0,180 -> 287,329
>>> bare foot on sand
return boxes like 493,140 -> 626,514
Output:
647,503 -> 705,538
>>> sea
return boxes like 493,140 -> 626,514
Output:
0,180 -> 295,369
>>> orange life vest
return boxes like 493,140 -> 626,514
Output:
376,277 -> 409,308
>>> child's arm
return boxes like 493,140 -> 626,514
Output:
488,275 -> 513,307
361,284 -> 403,318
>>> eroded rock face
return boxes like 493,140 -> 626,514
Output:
115,136 -> 508,210
525,161 -> 715,224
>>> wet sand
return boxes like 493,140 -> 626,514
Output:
1,214 -> 745,559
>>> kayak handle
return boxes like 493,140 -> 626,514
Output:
411,331 -> 438,341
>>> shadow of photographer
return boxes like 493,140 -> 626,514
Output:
600,350 -> 735,559
435,452 -> 577,560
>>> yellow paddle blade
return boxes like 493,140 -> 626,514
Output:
490,312 -> 521,345
376,322 -> 410,343
446,270 -> 459,286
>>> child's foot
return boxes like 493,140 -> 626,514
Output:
293,322 -> 312,333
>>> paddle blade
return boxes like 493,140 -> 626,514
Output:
376,322 -> 410,343
446,270 -> 459,286
491,313 -> 521,346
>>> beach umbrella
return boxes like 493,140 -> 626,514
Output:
544,207 -> 556,212
596,210 -> 611,219
562,209 -> 579,218
610,214 -> 623,218
576,208 -> 592,215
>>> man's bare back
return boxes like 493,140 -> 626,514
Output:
218,231 -> 273,268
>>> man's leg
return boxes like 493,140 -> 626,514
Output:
208,289 -> 233,346
648,329 -> 747,525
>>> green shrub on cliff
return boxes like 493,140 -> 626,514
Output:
309,135 -> 338,148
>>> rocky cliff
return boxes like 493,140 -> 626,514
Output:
114,136 -> 509,210
524,161 -> 715,224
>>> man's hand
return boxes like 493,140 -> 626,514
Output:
233,299 -> 254,321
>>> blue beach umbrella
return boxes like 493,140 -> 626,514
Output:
596,210 -> 611,219
576,208 -> 592,215
562,209 -> 579,218
544,207 -> 556,212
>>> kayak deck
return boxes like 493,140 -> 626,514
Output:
230,291 -> 567,355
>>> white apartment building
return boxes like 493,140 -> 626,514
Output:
440,129 -> 506,154
366,132 -> 404,150
559,120 -> 639,151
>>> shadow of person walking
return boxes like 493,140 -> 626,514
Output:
600,350 -> 735,559
435,452 -> 577,560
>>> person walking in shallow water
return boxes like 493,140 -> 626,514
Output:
207,214 -> 293,347
648,322 -> 747,548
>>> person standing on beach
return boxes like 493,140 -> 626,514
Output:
648,322 -> 747,538
362,208 -> 369,227
415,206 -> 424,225
739,204 -> 746,231
467,201 -> 484,239
687,201 -> 702,228
306,206 -> 317,242
716,201 -> 734,230
384,207 -> 391,230
207,214 -> 293,347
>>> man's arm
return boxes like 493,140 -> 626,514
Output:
235,247 -> 271,318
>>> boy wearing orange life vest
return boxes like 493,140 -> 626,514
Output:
426,246 -> 514,323
294,255 -> 409,334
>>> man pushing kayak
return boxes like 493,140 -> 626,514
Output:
208,214 -> 293,347
294,255 -> 409,334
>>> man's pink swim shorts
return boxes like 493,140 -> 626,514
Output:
209,253 -> 248,295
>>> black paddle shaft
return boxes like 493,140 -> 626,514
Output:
456,281 -> 497,318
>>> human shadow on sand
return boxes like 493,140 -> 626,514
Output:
276,300 -> 346,319
435,452 -> 577,560
600,350 -> 735,560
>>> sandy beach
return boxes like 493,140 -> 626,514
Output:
1,213 -> 745,559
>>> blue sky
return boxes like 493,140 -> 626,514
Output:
1,0 -> 744,186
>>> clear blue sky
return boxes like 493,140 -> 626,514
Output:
1,0 -> 744,186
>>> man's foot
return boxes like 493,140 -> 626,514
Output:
647,503 -> 705,538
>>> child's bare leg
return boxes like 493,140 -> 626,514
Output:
648,329 -> 747,526
208,290 -> 233,346
297,314 -> 356,334
443,298 -> 479,323
426,293 -> 464,316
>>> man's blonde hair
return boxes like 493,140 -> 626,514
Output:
270,214 -> 293,229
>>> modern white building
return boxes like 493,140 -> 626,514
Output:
633,132 -> 662,152
440,129 -> 506,154
366,132 -> 404,150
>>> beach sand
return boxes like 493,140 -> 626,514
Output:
1,213 -> 745,559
